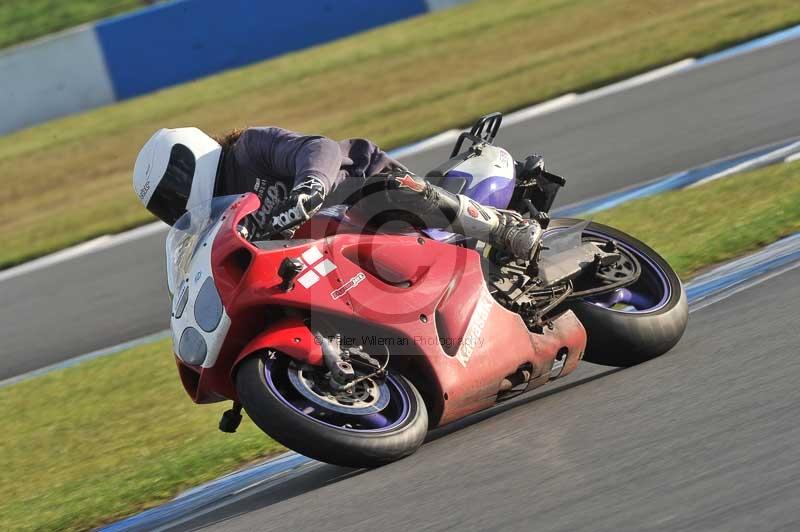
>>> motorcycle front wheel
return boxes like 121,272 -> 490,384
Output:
236,352 -> 428,468
548,219 -> 688,367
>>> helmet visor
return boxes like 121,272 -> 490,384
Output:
147,144 -> 196,225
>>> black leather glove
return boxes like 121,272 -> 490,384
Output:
266,176 -> 327,238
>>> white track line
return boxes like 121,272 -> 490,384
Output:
502,93 -> 579,126
0,330 -> 169,389
689,261 -> 800,313
573,58 -> 696,105
4,21 -> 800,284
0,236 -> 111,283
0,221 -> 166,284
688,140 -> 800,188
389,129 -> 461,159
0,59 -> 702,284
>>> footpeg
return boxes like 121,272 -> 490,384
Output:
219,403 -> 243,433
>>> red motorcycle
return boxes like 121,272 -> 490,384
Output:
166,113 -> 687,467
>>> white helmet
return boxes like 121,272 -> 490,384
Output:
133,127 -> 222,225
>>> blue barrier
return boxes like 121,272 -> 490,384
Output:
96,0 -> 429,100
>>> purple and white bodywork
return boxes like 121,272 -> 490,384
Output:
442,143 -> 517,208
425,143 -> 517,242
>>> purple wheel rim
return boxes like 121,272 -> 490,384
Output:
264,357 -> 412,433
546,226 -> 673,314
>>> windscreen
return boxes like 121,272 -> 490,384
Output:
165,195 -> 239,294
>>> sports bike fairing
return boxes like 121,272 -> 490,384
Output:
421,143 -> 517,243
172,194 -> 586,424
443,143 -> 516,209
166,197 -> 234,369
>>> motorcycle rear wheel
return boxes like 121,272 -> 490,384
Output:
236,352 -> 428,468
548,219 -> 688,367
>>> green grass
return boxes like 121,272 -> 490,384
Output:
0,339 -> 284,532
0,1 -> 158,50
1,160 -> 799,531
1,0 -> 800,269
592,161 -> 800,277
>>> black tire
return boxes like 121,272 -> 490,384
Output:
236,353 -> 428,468
549,219 -> 688,367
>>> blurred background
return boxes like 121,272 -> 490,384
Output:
1,1 -> 799,530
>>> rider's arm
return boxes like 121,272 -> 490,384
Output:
338,138 -> 405,177
242,127 -> 343,193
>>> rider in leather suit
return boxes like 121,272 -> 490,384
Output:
132,126 -> 541,259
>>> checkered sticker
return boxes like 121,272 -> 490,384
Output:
295,246 -> 337,288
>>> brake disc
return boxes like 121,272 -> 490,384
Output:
287,363 -> 390,415
595,245 -> 640,284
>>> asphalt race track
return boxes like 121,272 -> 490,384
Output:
169,265 -> 800,532
2,38 -> 800,381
